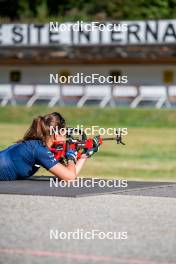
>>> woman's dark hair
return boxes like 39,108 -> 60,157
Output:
20,112 -> 66,145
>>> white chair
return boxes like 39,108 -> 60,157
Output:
60,85 -> 84,105
168,86 -> 176,97
27,85 -> 60,107
14,84 -> 34,96
0,84 -> 15,106
77,85 -> 111,108
111,85 -> 138,106
14,85 -> 34,105
167,86 -> 176,107
131,86 -> 167,108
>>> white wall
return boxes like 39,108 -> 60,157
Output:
0,64 -> 175,85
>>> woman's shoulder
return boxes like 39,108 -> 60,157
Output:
31,139 -> 42,144
27,139 -> 49,150
22,139 -> 44,147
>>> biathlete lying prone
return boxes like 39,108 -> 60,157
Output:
0,112 -> 100,181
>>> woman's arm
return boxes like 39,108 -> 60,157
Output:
49,155 -> 87,181
49,160 -> 76,181
75,155 -> 87,175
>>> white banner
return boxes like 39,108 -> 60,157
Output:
0,20 -> 176,46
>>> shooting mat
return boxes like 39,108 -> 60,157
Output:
0,176 -> 176,197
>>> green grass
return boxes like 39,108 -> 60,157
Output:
0,105 -> 176,128
0,106 -> 176,181
0,120 -> 176,181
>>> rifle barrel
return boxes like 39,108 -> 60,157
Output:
102,137 -> 117,141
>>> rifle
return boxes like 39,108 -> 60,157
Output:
50,128 -> 125,164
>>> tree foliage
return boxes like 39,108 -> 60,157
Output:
0,0 -> 176,21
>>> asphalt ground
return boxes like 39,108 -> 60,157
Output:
0,185 -> 176,264
118,184 -> 176,198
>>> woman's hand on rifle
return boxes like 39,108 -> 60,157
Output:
84,136 -> 101,158
66,149 -> 78,164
